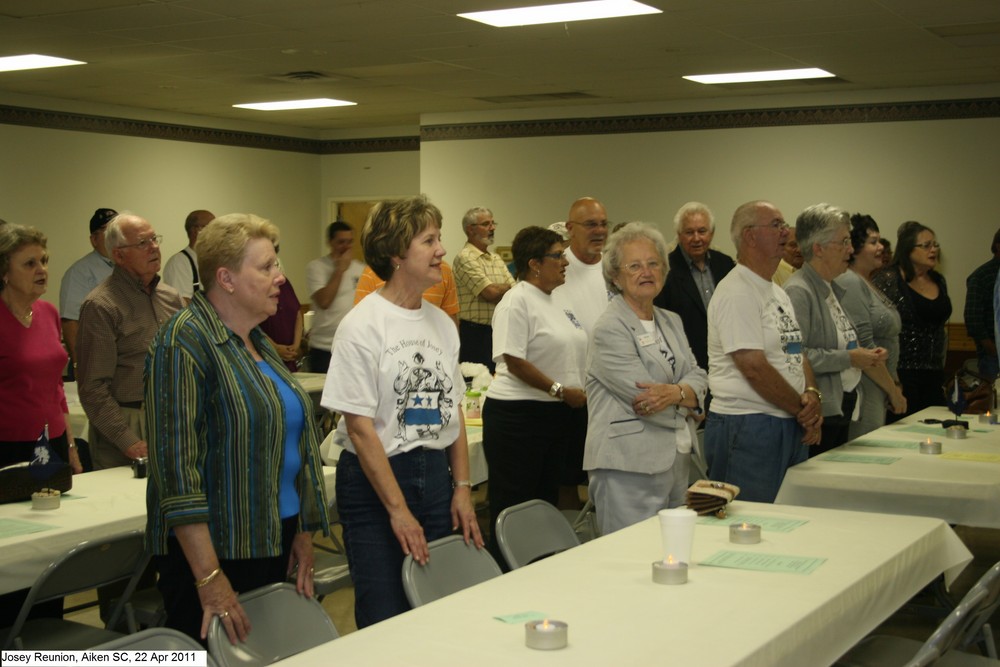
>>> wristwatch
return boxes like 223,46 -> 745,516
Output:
804,386 -> 823,402
548,381 -> 564,399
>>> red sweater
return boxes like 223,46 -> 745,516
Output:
0,299 -> 68,441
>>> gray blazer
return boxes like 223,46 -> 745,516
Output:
583,296 -> 708,474
784,262 -> 856,417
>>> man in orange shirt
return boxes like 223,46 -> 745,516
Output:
353,261 -> 459,326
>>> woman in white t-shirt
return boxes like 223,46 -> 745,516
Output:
484,226 -> 588,563
320,196 -> 482,628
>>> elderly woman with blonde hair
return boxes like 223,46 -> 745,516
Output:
146,213 -> 329,643
584,223 -> 707,534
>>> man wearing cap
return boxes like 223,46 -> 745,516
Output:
162,209 -> 213,305
77,213 -> 183,469
453,206 -> 514,373
60,208 -> 116,371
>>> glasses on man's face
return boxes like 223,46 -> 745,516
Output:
915,240 -> 940,250
579,221 -> 609,231
623,260 -> 663,275
120,234 -> 163,251
826,237 -> 852,248
541,251 -> 565,261
473,220 -> 496,229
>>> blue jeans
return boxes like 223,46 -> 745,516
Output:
336,447 -> 453,629
704,412 -> 807,503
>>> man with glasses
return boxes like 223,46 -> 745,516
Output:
654,202 -> 735,373
704,201 -> 822,502
77,213 -> 183,469
453,206 -> 514,372
59,208 -> 117,374
163,209 -> 214,305
553,196 -> 612,334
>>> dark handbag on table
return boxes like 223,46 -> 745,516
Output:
0,429 -> 73,504
943,368 -> 995,415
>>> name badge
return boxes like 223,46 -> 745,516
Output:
636,333 -> 656,347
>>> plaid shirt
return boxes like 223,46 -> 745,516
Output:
965,256 -> 1000,343
453,243 -> 515,325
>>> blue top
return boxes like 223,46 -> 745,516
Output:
257,360 -> 304,519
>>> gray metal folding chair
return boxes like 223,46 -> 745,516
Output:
496,499 -> 581,570
308,502 -> 352,602
401,535 -> 502,608
1,530 -> 148,650
959,561 -> 1000,659
207,582 -> 338,666
835,579 -> 997,666
95,627 -> 219,666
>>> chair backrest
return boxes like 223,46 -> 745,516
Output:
495,499 -> 581,570
401,535 -> 502,608
207,582 -> 338,666
908,585 -> 990,666
3,530 -> 148,649
96,628 -> 219,666
959,560 -> 1000,658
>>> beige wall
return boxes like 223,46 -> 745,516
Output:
421,117 -> 1000,317
0,123 -> 321,299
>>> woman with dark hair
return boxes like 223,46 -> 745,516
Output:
483,226 -> 588,557
320,196 -> 481,628
834,215 -> 906,437
871,221 -> 952,417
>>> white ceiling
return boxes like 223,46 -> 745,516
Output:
1,0 -> 999,132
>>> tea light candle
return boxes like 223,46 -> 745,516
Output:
945,425 -> 967,440
919,439 -> 942,455
729,522 -> 762,544
525,620 -> 568,650
31,488 -> 61,510
979,412 -> 997,425
651,556 -> 688,585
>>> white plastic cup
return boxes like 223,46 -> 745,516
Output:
658,508 -> 697,563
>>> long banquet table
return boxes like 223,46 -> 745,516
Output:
0,466 -> 337,596
275,501 -> 971,667
775,406 -> 1000,528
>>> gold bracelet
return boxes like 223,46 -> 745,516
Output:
195,567 -> 221,589
804,386 -> 823,402
454,480 -> 472,489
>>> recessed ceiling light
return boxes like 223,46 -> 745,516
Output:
233,98 -> 356,111
0,54 -> 86,73
459,0 -> 661,28
683,68 -> 835,84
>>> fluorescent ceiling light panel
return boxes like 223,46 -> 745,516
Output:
0,54 -> 86,73
233,98 -> 356,111
683,68 -> 835,84
459,0 -> 661,27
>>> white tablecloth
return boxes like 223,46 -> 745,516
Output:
0,466 -> 337,596
775,407 -> 1000,528
276,502 -> 971,667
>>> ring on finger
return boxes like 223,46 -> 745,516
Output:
219,611 -> 229,619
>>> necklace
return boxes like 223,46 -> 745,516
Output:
2,294 -> 32,324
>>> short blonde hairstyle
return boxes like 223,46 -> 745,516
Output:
195,213 -> 277,292
362,195 -> 442,281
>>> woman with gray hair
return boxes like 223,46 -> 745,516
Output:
584,223 -> 706,534
784,204 -> 887,454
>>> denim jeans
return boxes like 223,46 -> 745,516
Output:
704,412 -> 807,503
336,447 -> 453,629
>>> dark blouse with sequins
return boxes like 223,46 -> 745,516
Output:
871,267 -> 952,371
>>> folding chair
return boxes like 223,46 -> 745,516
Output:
401,535 -> 502,608
207,582 -> 338,666
495,499 -> 581,570
1,530 -> 147,650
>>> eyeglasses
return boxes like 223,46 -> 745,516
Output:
472,220 -> 496,228
119,234 -> 163,251
750,220 -> 790,232
826,237 -> 852,248
915,240 -> 940,250
577,221 -> 609,231
623,260 -> 663,275
541,251 -> 565,261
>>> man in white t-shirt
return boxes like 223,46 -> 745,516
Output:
704,201 -> 823,502
306,221 -> 364,372
553,197 -> 611,334
162,209 -> 213,304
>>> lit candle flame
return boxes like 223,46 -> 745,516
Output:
741,522 -> 749,529
925,437 -> 933,445
665,554 -> 675,565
